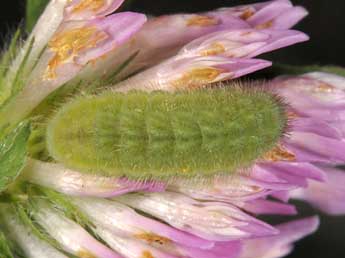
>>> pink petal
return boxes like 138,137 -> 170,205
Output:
240,198 -> 297,215
75,12 -> 147,65
274,73 -> 345,107
271,6 -> 309,29
93,227 -> 179,258
240,216 -> 319,258
258,163 -> 309,187
179,29 -> 308,59
246,0 -> 308,30
261,162 -> 327,182
247,29 -> 309,57
270,190 -> 291,202
115,57 -> 271,92
291,166 -> 345,215
116,192 -> 278,241
34,200 -> 122,258
287,132 -> 345,163
247,0 -> 294,25
306,72 -> 345,91
291,118 -> 343,140
169,169 -> 300,204
85,10 -> 252,81
72,197 -> 213,249
0,12 -> 147,127
65,0 -> 125,20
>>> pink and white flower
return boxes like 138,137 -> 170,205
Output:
2,1 -> 345,258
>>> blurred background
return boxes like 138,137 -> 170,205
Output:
0,1 -> 345,258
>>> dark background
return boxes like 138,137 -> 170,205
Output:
1,1 -> 345,258
1,0 -> 344,66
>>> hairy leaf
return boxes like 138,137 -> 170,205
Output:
0,122 -> 31,193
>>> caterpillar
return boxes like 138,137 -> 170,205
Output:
46,86 -> 288,181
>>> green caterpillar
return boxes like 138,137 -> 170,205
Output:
46,87 -> 287,180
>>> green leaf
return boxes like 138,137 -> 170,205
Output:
0,122 -> 31,193
0,230 -> 15,258
26,0 -> 50,32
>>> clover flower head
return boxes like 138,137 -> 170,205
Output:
0,1 -> 344,258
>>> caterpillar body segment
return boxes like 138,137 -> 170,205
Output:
47,87 -> 288,180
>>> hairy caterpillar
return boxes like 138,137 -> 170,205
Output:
46,86 -> 288,180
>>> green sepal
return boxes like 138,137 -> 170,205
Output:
0,231 -> 15,258
32,186 -> 94,229
15,202 -> 64,253
0,29 -> 21,105
0,29 -> 21,79
0,36 -> 35,120
0,122 -> 31,193
10,37 -> 35,98
17,190 -> 91,258
26,0 -> 50,33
